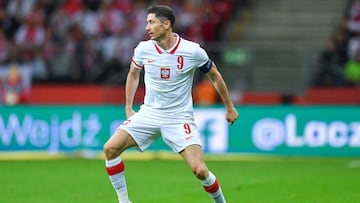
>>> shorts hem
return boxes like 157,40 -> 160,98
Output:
117,126 -> 145,152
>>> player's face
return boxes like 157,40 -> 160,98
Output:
146,13 -> 169,41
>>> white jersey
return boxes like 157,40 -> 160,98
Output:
132,33 -> 211,115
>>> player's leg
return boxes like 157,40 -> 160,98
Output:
180,145 -> 227,203
161,119 -> 227,202
104,109 -> 161,203
104,128 -> 137,203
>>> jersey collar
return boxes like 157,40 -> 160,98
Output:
154,33 -> 181,54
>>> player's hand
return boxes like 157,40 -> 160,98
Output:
226,106 -> 238,125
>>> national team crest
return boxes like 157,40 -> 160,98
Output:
160,67 -> 170,79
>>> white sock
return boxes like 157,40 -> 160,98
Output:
105,157 -> 131,203
200,171 -> 227,203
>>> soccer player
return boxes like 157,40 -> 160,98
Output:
103,5 -> 238,203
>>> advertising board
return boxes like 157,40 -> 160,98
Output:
0,105 -> 359,156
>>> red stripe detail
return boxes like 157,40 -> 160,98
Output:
106,161 -> 125,176
203,179 -> 220,193
154,43 -> 162,54
132,58 -> 143,68
169,37 -> 181,55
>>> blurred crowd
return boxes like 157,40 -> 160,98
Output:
0,0 -> 238,105
312,0 -> 360,87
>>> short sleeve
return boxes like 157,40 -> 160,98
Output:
132,42 -> 144,68
194,45 -> 212,73
194,46 -> 210,67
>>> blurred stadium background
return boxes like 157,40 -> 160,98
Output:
0,0 -> 359,155
0,1 -> 359,203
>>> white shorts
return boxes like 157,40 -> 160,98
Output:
118,107 -> 202,153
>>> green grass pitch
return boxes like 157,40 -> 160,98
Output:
1,155 -> 359,203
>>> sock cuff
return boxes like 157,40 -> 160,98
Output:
105,157 -> 122,167
203,179 -> 220,193
106,160 -> 125,176
200,171 -> 216,186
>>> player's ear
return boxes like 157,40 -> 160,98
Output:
164,19 -> 171,29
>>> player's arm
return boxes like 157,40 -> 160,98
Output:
206,63 -> 238,125
125,62 -> 142,118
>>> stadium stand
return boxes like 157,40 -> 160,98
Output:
231,0 -> 360,105
0,0 -> 240,105
1,0 -> 359,105
231,0 -> 348,94
28,84 -> 145,104
239,91 -> 282,105
293,87 -> 360,105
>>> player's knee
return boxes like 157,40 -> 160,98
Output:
103,141 -> 120,160
191,164 -> 208,179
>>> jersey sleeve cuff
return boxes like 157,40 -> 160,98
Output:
132,58 -> 144,69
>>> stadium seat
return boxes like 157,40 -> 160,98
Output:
306,87 -> 360,104
298,87 -> 360,105
239,91 -> 282,105
28,85 -> 145,104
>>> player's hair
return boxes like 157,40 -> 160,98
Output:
147,5 -> 175,28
